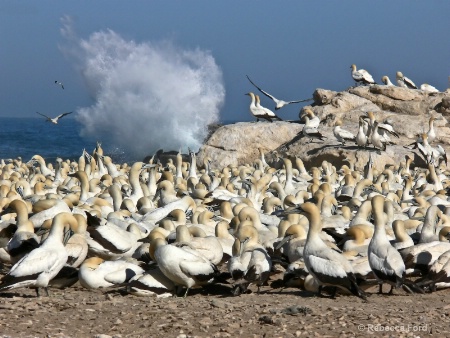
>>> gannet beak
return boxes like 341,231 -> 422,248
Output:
35,227 -> 50,237
275,235 -> 293,250
63,229 -> 74,245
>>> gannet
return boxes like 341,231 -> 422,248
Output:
152,237 -> 219,297
255,95 -> 283,121
85,212 -> 144,260
246,75 -> 312,110
356,117 -> 369,148
300,202 -> 367,300
78,257 -> 145,289
127,267 -> 175,297
245,92 -> 281,122
381,76 -> 395,86
4,199 -> 40,264
65,214 -> 89,268
396,71 -> 417,89
350,64 -> 376,86
417,134 -> 447,167
174,224 -> 223,265
300,108 -> 320,128
417,250 -> 450,291
27,154 -> 54,177
302,115 -> 326,142
36,112 -> 73,124
368,195 -> 423,294
420,83 -> 439,93
370,121 -> 387,151
0,212 -> 75,296
54,80 -> 64,89
233,224 -> 272,294
333,120 -> 356,145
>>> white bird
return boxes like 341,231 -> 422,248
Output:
300,108 -> 320,128
350,64 -> 376,86
0,212 -> 75,297
300,202 -> 367,300
127,267 -> 175,297
174,225 -> 224,265
152,237 -> 219,297
302,115 -> 326,142
246,75 -> 312,110
233,224 -> 272,294
370,121 -> 390,151
65,214 -> 89,268
85,212 -> 144,261
54,80 -> 64,89
368,195 -> 423,294
333,120 -> 356,145
36,112 -> 73,124
5,199 -> 40,264
356,117 -> 369,148
78,257 -> 145,289
245,92 -> 282,122
396,71 -> 417,89
420,83 -> 439,93
381,76 -> 395,86
255,94 -> 283,121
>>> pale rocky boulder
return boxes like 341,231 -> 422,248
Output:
199,86 -> 450,171
198,121 -> 302,168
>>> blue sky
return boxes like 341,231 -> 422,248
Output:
1,1 -> 449,126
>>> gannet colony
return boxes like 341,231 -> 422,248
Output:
1,67 -> 450,310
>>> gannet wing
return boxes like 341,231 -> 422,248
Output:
246,75 -> 278,102
9,249 -> 62,278
286,98 -> 314,104
56,112 -> 73,119
36,112 -> 51,119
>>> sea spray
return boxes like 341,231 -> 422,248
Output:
59,16 -> 225,161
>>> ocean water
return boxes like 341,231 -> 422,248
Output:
0,117 -> 101,164
0,117 -> 236,165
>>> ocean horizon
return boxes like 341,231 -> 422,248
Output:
0,117 -> 238,165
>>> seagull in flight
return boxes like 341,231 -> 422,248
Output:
55,80 -> 64,90
246,75 -> 313,110
36,112 -> 73,124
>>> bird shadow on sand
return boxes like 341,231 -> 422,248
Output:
0,291 -> 38,299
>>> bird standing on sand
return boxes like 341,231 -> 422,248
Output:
55,81 -> 64,89
36,112 -> 73,124
350,64 -> 376,86
300,202 -> 367,300
246,75 -> 312,110
368,195 -> 424,295
396,71 -> 417,89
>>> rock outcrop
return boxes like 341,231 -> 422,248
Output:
198,85 -> 450,171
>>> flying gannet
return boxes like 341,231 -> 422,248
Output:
36,112 -> 73,124
55,80 -> 64,89
246,75 -> 312,110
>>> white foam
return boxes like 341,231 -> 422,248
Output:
59,16 -> 225,161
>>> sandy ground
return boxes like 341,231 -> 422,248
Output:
1,271 -> 449,338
